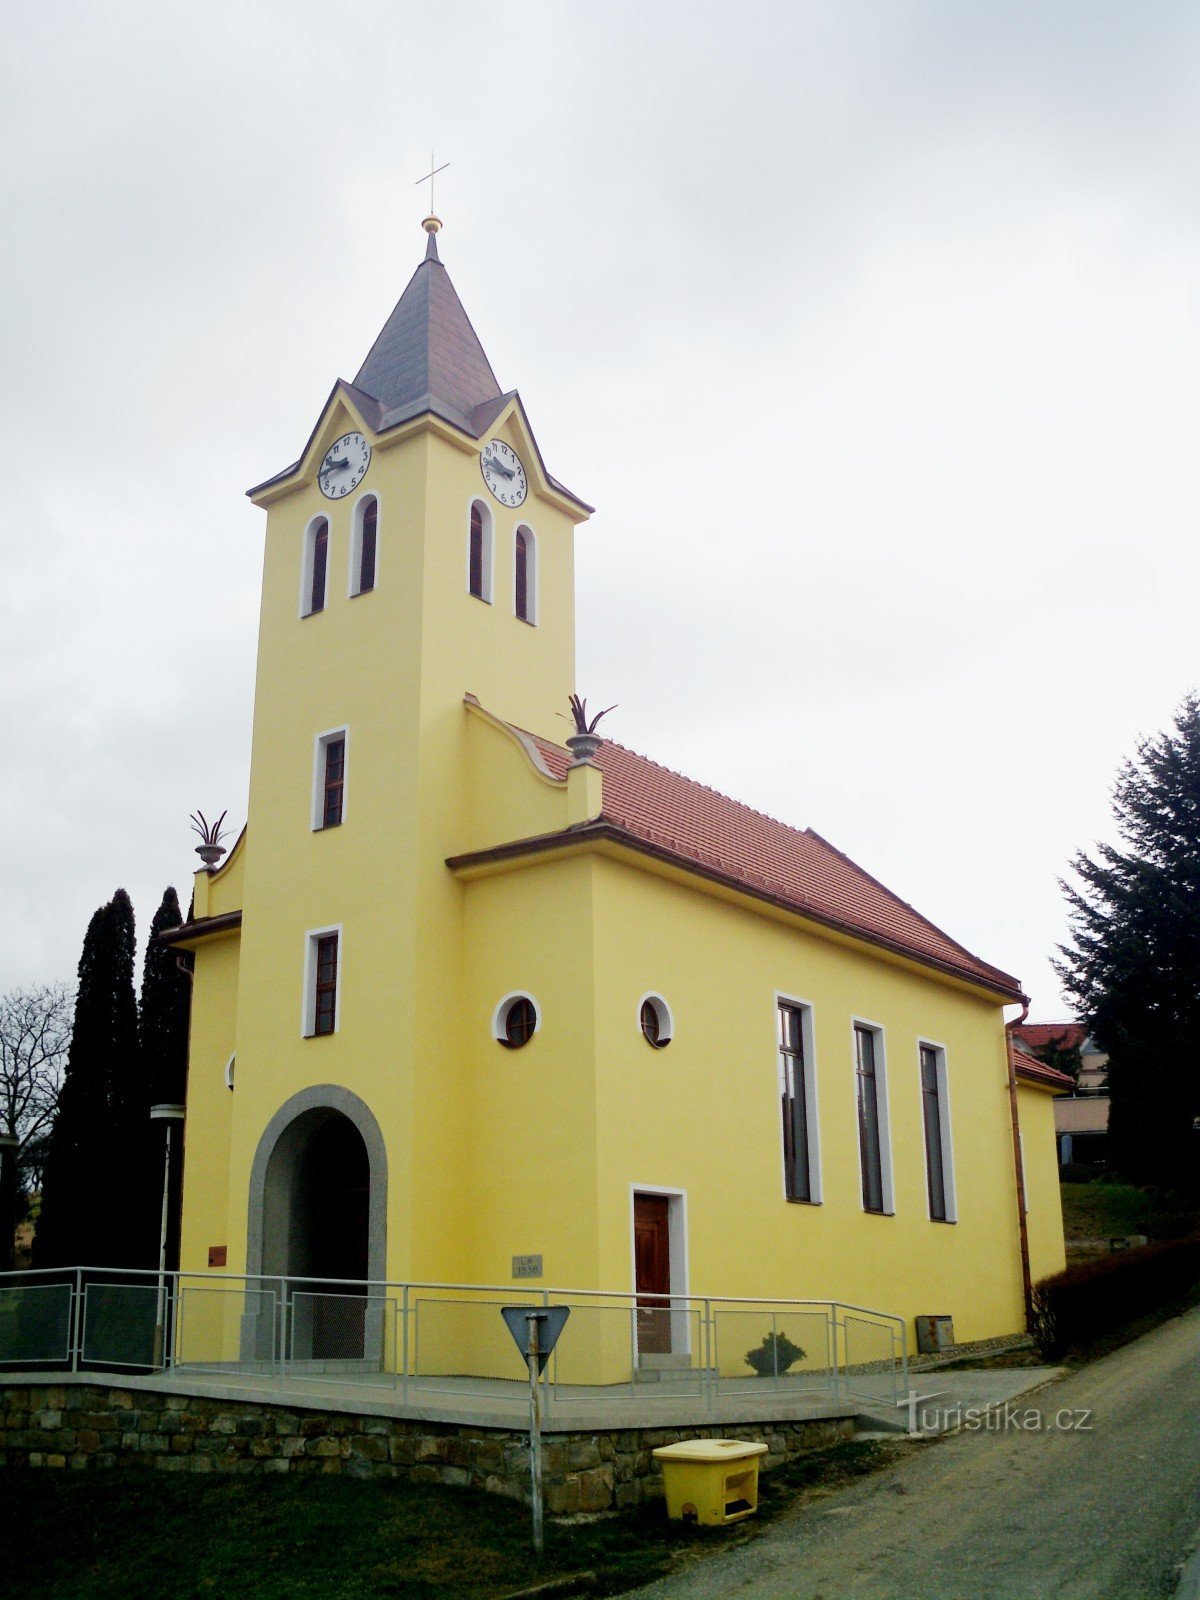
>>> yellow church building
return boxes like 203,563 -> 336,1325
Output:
164,217 -> 1065,1378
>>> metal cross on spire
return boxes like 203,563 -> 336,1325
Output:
415,151 -> 449,220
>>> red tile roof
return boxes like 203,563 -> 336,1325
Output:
1013,1045 -> 1075,1091
1013,1021 -> 1086,1052
524,734 -> 1023,999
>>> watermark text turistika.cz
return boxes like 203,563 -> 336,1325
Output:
907,1393 -> 1094,1434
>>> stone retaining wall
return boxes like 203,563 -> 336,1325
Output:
0,1383 -> 853,1515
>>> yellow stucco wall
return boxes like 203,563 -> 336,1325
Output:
1019,1083 -> 1068,1285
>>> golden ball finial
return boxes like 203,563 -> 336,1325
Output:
422,215 -> 442,234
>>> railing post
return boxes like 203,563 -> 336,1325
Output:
703,1299 -> 714,1414
277,1276 -> 288,1382
540,1287 -> 552,1420
72,1269 -> 82,1372
828,1303 -> 839,1401
401,1283 -> 410,1403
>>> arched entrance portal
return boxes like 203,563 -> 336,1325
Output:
245,1086 -> 388,1364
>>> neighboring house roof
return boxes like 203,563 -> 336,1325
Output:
470,730 -> 1024,1000
1013,1021 -> 1087,1053
248,228 -> 590,509
1013,1045 -> 1075,1092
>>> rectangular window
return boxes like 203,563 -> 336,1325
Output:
920,1044 -> 948,1221
313,729 -> 348,830
304,929 -> 340,1037
778,1001 -> 814,1202
855,1023 -> 887,1213
322,736 -> 345,827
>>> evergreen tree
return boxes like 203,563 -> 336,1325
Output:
1056,695 -> 1200,1186
139,887 -> 190,1105
35,891 -> 141,1267
138,887 -> 192,1270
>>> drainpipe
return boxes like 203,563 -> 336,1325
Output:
1004,997 -> 1033,1331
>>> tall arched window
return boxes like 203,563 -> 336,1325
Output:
514,525 -> 537,624
303,516 -> 330,616
351,495 -> 378,596
468,500 -> 493,602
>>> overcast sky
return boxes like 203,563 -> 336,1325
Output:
2,0 -> 1197,1019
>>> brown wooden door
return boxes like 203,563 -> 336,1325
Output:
634,1193 -> 672,1355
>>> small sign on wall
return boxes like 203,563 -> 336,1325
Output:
512,1254 -> 543,1279
208,1246 -> 228,1268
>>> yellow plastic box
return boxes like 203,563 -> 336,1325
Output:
652,1438 -> 769,1525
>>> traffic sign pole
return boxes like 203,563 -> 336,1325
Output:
527,1312 -> 544,1553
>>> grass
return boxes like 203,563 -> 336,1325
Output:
0,1439 -> 903,1600
1059,1180 -> 1161,1243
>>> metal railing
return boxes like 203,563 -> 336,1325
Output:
0,1265 -> 909,1414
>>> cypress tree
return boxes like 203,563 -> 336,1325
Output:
138,887 -> 192,1270
1057,695 -> 1200,1187
35,891 -> 141,1267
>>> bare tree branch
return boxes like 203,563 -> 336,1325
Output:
0,984 -> 73,1189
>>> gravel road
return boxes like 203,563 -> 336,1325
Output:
633,1303 -> 1200,1600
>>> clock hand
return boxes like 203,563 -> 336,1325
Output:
486,456 -> 515,479
323,457 -> 349,472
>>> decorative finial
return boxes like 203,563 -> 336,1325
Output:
422,215 -> 442,234
561,694 -> 617,764
190,808 -> 229,869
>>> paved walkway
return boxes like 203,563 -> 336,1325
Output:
634,1306 -> 1200,1600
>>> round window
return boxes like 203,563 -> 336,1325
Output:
639,995 -> 672,1048
498,995 -> 538,1049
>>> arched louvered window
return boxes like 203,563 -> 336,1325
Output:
514,525 -> 537,624
468,500 -> 493,602
304,516 -> 329,616
352,495 -> 378,596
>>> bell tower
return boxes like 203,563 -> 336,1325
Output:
185,221 -> 593,1284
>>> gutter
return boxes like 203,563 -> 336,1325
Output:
1005,998 -> 1034,1331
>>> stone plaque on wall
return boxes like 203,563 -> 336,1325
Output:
511,1254 -> 543,1279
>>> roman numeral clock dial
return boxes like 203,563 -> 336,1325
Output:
481,439 -> 527,508
318,431 -> 371,499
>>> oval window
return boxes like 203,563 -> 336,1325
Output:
497,994 -> 538,1049
639,995 -> 672,1049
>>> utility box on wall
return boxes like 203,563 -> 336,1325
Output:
915,1315 -> 955,1354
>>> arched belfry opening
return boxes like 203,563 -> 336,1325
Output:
244,1086 -> 387,1363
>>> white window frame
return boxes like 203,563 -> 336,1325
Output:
300,513 -> 330,618
302,924 -> 343,1038
628,1184 -> 691,1357
636,991 -> 674,1048
467,497 -> 494,604
311,726 -> 349,831
775,991 -> 822,1204
492,990 -> 541,1044
348,492 -> 380,597
852,1018 -> 895,1215
918,1039 -> 958,1223
514,522 -> 538,625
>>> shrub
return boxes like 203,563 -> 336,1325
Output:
745,1330 -> 805,1376
1031,1235 -> 1200,1359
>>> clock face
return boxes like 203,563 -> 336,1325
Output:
318,431 -> 371,500
481,439 -> 528,508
